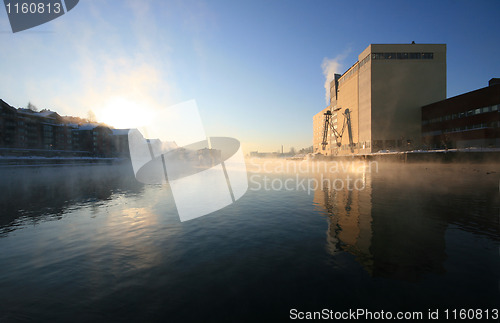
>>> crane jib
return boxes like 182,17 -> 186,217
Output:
321,108 -> 353,153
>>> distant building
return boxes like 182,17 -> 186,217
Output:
422,79 -> 500,149
111,129 -> 131,157
314,43 -> 447,155
0,99 -> 130,157
249,151 -> 281,158
72,124 -> 113,157
0,100 -> 18,148
15,108 -> 74,150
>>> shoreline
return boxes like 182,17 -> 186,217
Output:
311,150 -> 500,163
0,156 -> 130,168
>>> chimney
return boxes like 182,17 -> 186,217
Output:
488,78 -> 500,86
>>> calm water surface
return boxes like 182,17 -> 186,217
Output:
0,161 -> 499,322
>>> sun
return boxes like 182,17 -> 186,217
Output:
98,97 -> 154,129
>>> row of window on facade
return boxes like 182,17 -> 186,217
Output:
336,139 -> 416,151
337,52 -> 434,87
359,54 -> 371,69
423,104 -> 499,125
337,141 -> 371,150
338,54 -> 371,87
371,52 -> 434,60
422,121 -> 500,137
1,118 -> 121,156
7,126 -> 110,151
338,64 -> 359,87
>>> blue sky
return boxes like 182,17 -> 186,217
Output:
1,0 -> 499,152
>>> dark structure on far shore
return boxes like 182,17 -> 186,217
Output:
0,99 -> 129,158
422,79 -> 500,149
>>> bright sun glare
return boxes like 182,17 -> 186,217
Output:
99,97 -> 153,129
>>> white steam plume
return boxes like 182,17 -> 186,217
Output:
321,54 -> 346,105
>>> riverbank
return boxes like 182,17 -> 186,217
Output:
316,149 -> 500,163
0,156 -> 129,167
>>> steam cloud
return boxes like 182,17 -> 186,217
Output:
321,54 -> 345,105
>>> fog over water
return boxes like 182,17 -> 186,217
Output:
0,160 -> 499,321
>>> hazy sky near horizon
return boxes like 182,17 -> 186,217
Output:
1,0 -> 499,152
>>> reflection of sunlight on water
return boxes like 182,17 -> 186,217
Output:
0,162 -> 499,320
0,179 -> 183,306
88,206 -> 162,283
120,207 -> 156,229
245,158 -> 377,274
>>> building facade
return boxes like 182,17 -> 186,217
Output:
314,43 -> 447,155
0,99 -> 128,157
422,79 -> 500,149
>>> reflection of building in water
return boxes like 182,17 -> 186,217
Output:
313,169 -> 373,273
368,176 -> 448,281
0,164 -> 143,235
313,165 -> 448,281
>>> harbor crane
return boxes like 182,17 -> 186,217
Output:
321,107 -> 354,153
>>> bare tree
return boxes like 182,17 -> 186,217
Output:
27,102 -> 38,112
299,146 -> 313,154
87,110 -> 97,123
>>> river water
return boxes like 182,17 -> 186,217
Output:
0,160 -> 499,322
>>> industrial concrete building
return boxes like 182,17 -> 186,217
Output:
314,43 -> 447,155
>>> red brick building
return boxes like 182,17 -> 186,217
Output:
422,79 -> 500,149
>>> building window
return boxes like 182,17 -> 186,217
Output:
409,52 -> 421,59
372,52 -> 433,60
359,54 -> 371,68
